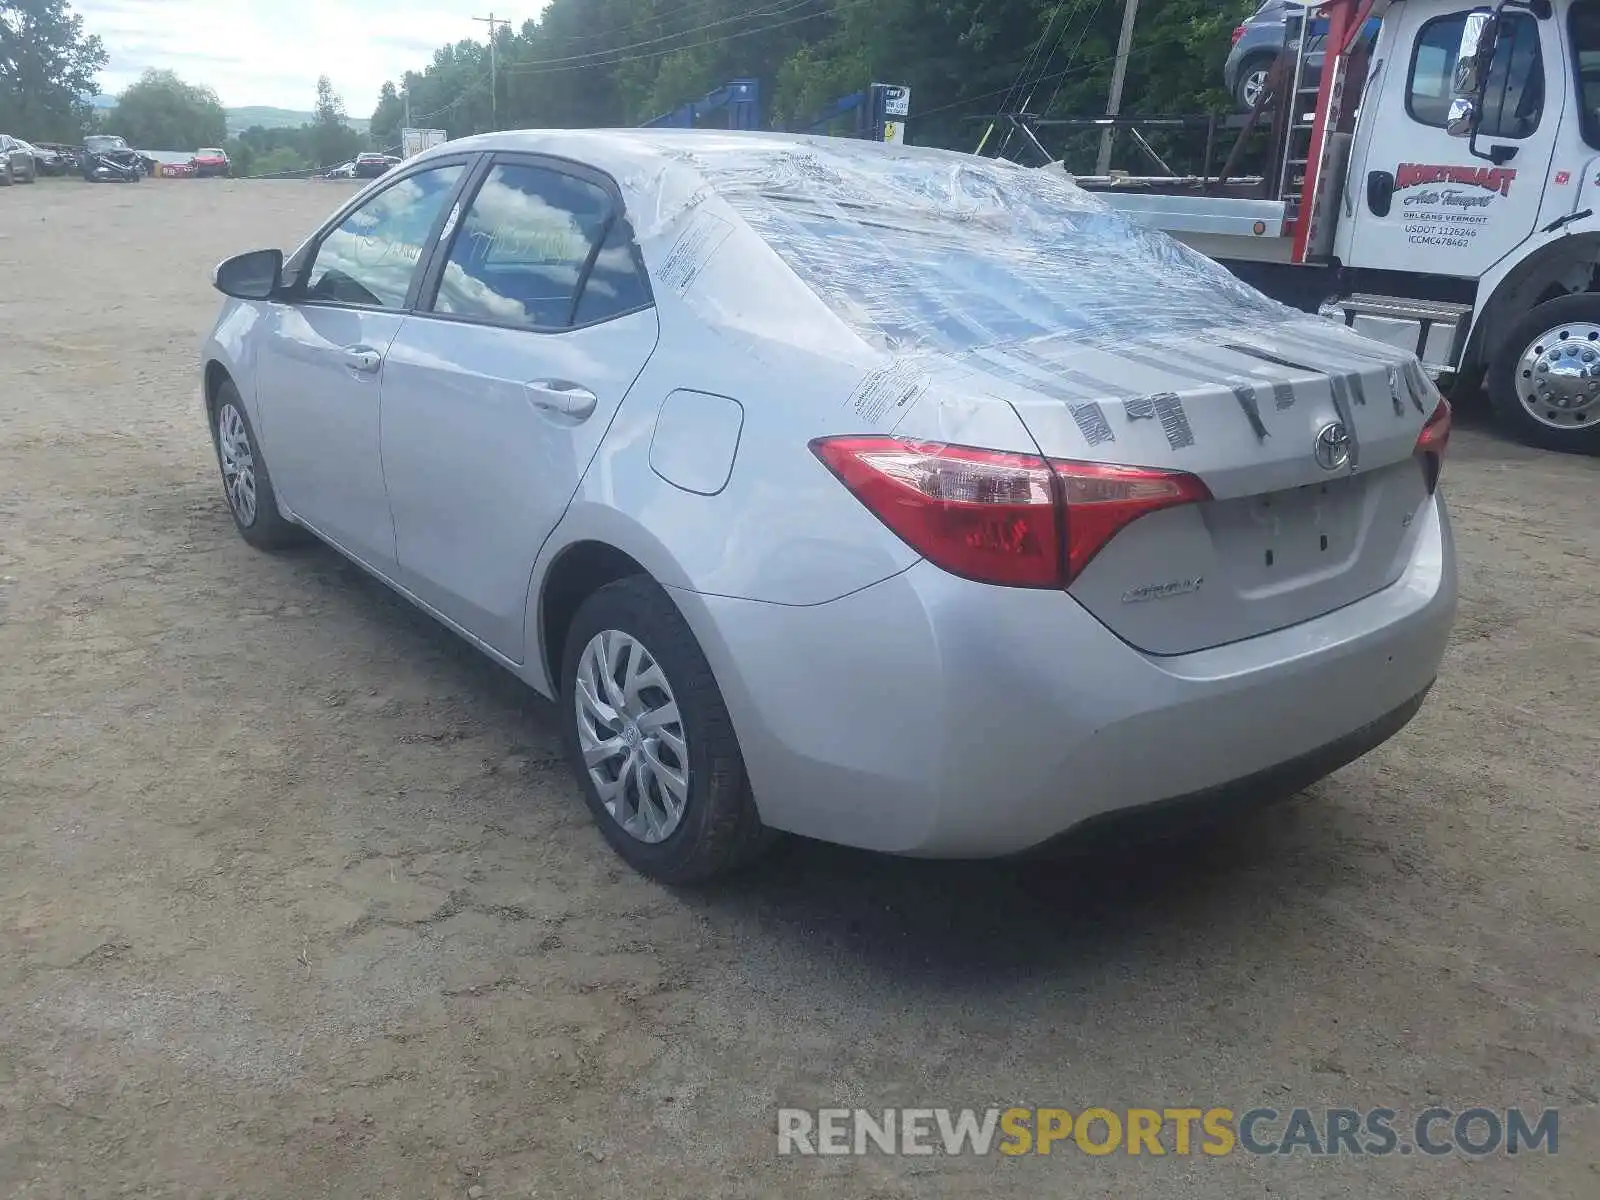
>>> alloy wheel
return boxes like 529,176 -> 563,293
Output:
216,401 -> 259,526
574,629 -> 690,844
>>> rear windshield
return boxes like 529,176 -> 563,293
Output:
687,140 -> 1290,355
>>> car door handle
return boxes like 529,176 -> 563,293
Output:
343,347 -> 383,374
526,380 -> 597,420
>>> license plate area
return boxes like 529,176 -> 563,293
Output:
1206,475 -> 1369,591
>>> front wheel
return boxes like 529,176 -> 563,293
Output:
210,381 -> 303,548
559,577 -> 774,884
1486,293 -> 1600,454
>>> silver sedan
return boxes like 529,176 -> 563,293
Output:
200,130 -> 1457,883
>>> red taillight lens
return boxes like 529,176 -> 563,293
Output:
1232,24 -> 1247,44
1052,459 -> 1214,582
1414,397 -> 1452,493
810,435 -> 1211,588
811,436 -> 1061,587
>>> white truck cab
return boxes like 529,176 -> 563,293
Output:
1074,0 -> 1600,454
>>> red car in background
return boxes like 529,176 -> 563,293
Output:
193,147 -> 230,177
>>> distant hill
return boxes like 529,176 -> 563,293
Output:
225,106 -> 371,135
89,94 -> 370,136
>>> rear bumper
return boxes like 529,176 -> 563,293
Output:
676,494 -> 1456,858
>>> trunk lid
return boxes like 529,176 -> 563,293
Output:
895,318 -> 1441,655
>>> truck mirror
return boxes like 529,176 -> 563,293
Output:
1453,12 -> 1498,97
1447,11 -> 1499,138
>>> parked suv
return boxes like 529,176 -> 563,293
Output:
1224,1 -> 1381,111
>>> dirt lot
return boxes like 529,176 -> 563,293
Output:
0,177 -> 1596,1199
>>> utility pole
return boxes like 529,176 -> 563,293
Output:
472,13 -> 511,130
1095,0 -> 1141,176
403,87 -> 411,129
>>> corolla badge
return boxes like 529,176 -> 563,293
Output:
1314,420 -> 1352,471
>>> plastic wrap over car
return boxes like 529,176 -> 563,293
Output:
589,132 -> 1439,466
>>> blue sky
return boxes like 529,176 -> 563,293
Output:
75,0 -> 545,111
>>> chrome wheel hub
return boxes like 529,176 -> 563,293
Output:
1243,70 -> 1269,108
216,402 -> 258,525
574,629 -> 689,844
1515,322 -> 1600,430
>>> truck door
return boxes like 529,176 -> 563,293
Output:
1346,3 -> 1559,279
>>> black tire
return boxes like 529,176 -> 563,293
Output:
209,380 -> 304,549
559,576 -> 774,884
1485,293 -> 1600,455
0,162 -> 11,187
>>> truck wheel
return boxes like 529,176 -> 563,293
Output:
1487,294 -> 1600,455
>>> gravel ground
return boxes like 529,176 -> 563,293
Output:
0,178 -> 1596,1199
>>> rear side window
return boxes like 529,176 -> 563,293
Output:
1409,12 -> 1544,137
429,162 -> 651,330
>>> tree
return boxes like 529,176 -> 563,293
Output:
0,0 -> 107,140
367,0 -> 1258,171
310,74 -> 360,166
107,68 -> 226,150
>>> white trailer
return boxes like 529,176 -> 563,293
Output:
400,128 -> 448,159
1059,0 -> 1600,454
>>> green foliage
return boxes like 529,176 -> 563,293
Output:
367,0 -> 1259,171
107,68 -> 226,150
0,0 -> 107,140
310,75 -> 361,167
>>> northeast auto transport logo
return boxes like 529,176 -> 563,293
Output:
1395,162 -> 1517,197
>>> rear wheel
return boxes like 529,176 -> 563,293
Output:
1235,55 -> 1275,110
1486,293 -> 1600,455
559,576 -> 773,884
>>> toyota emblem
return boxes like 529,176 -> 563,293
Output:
1314,421 -> 1352,471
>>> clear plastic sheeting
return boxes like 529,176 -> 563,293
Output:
654,134 -> 1296,356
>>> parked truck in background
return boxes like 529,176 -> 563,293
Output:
1068,0 -> 1600,455
400,127 -> 448,159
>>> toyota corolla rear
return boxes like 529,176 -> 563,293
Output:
657,138 -> 1457,857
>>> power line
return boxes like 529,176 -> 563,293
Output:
506,0 -> 827,73
915,41 -> 1156,123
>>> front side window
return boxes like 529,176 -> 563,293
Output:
1409,12 -> 1545,138
1571,0 -> 1600,147
429,162 -> 649,330
304,164 -> 464,309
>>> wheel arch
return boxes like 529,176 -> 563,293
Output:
1467,233 -> 1600,369
203,359 -> 234,417
537,540 -> 652,694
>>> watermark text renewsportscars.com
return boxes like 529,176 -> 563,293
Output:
777,1106 -> 1559,1157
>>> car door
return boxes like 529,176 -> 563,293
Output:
378,156 -> 660,659
1345,4 -> 1558,280
253,159 -> 471,571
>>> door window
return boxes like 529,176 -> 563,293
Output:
428,162 -> 651,330
1571,1 -> 1600,147
303,164 -> 465,309
1408,12 -> 1544,138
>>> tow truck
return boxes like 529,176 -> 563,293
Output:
996,0 -> 1600,454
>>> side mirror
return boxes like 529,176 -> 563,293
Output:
212,248 -> 283,301
1447,10 -> 1499,138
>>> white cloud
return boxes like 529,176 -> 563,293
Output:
76,0 -> 548,112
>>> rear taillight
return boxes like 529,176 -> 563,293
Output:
1232,24 -> 1247,44
810,435 -> 1210,588
1414,397 -> 1452,493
